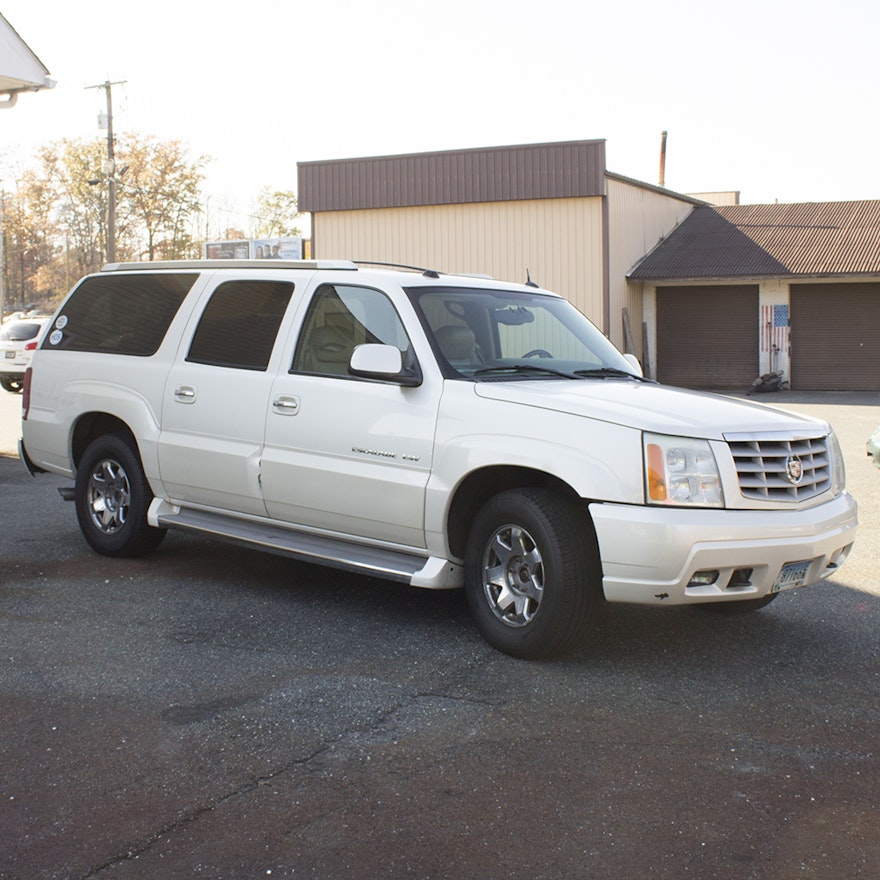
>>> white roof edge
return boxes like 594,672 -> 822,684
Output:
101,260 -> 359,272
0,12 -> 54,94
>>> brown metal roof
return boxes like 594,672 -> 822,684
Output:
629,200 -> 880,281
297,140 -> 607,212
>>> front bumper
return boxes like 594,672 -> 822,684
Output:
589,492 -> 858,605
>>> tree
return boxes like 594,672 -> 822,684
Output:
2,149 -> 75,308
252,188 -> 301,239
48,139 -> 110,277
116,135 -> 208,260
221,227 -> 248,240
1,134 -> 209,310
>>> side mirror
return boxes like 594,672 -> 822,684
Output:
623,353 -> 643,376
349,344 -> 422,387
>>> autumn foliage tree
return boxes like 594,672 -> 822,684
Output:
2,133 -> 208,311
252,187 -> 301,239
117,135 -> 208,261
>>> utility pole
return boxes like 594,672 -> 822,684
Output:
86,79 -> 126,263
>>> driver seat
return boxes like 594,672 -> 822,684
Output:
435,325 -> 482,368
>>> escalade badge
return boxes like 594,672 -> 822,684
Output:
785,454 -> 804,484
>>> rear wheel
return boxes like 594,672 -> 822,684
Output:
1,376 -> 22,393
75,434 -> 166,557
465,488 -> 601,659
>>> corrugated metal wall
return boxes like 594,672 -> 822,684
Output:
315,198 -> 605,324
299,141 -> 607,212
606,176 -> 698,356
299,142 -> 701,349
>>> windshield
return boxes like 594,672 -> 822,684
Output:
406,286 -> 638,380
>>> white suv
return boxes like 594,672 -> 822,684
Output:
20,260 -> 858,658
1,316 -> 51,392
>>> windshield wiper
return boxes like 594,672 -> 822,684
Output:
473,364 -> 582,379
573,367 -> 651,381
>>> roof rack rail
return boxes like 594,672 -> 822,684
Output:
352,260 -> 440,279
352,261 -> 500,282
101,259 -> 358,272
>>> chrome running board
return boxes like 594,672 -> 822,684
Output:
148,499 -> 461,589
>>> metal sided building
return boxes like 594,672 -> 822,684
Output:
629,201 -> 880,391
297,140 -> 699,359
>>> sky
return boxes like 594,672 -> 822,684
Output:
1,0 -> 878,236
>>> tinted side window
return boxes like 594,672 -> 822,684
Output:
44,273 -> 196,355
187,280 -> 294,371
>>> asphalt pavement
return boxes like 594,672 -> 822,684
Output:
1,388 -> 878,880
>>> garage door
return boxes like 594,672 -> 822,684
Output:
790,284 -> 880,391
656,286 -> 758,390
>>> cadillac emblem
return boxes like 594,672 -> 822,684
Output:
784,454 -> 804,485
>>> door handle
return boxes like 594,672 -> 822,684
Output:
174,385 -> 197,403
272,395 -> 300,415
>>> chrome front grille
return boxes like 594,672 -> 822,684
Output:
726,433 -> 831,502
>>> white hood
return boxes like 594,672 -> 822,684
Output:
473,380 -> 828,440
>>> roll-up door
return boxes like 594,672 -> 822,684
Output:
790,284 -> 880,390
656,286 -> 758,390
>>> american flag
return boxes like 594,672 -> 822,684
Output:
761,304 -> 789,355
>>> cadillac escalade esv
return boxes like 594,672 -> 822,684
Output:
20,260 -> 858,658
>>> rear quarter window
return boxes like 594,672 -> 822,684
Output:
44,273 -> 197,355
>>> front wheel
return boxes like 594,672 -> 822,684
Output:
75,434 -> 166,557
464,488 -> 602,659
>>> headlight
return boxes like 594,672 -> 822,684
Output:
644,433 -> 723,507
828,430 -> 846,493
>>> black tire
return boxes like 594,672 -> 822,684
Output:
464,488 -> 602,659
1,376 -> 23,393
697,593 -> 778,614
75,434 -> 166,557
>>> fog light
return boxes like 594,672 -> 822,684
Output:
688,570 -> 719,587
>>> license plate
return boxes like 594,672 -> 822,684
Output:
4,350 -> 15,359
772,560 -> 812,592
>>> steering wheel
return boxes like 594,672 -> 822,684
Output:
522,349 -> 553,359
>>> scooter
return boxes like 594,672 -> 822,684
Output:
748,370 -> 789,395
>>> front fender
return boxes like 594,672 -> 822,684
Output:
424,388 -> 644,547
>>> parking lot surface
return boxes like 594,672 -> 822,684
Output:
1,389 -> 878,879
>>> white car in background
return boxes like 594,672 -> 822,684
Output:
868,427 -> 880,469
0,316 -> 51,392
